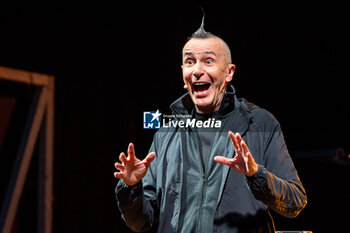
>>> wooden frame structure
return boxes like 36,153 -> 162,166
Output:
0,66 -> 54,233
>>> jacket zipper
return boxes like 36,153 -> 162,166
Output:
195,127 -> 216,233
193,127 -> 206,233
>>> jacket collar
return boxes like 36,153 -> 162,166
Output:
170,84 -> 237,119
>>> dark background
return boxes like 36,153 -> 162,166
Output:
0,1 -> 349,232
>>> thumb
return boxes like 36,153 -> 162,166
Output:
142,152 -> 156,167
214,156 -> 232,167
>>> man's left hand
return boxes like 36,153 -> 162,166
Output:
214,131 -> 258,177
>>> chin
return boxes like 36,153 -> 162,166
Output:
194,98 -> 210,106
193,99 -> 215,113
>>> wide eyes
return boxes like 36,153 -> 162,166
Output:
205,59 -> 214,64
185,59 -> 195,65
184,58 -> 214,66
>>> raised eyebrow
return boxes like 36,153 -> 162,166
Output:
183,51 -> 217,57
184,52 -> 194,57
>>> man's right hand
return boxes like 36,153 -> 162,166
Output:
114,143 -> 156,186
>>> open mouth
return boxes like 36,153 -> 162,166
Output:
193,83 -> 211,93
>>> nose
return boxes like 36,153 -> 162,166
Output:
193,62 -> 204,80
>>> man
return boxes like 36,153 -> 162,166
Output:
114,19 -> 307,233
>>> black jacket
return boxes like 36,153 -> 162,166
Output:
116,85 -> 307,233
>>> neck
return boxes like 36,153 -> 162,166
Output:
195,106 -> 218,114
195,93 -> 225,114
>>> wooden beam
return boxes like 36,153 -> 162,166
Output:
0,87 -> 48,233
0,66 -> 50,86
45,78 -> 54,233
38,79 -> 54,233
0,66 -> 54,233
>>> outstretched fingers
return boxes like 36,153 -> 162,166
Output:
142,152 -> 156,167
240,140 -> 251,159
114,143 -> 156,183
127,143 -> 136,161
114,171 -> 123,179
119,152 -> 127,165
114,161 -> 125,178
214,156 -> 233,167
241,141 -> 250,173
115,162 -> 124,171
229,131 -> 240,152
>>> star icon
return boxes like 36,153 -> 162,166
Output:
151,110 -> 161,122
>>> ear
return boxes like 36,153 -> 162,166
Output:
181,64 -> 185,82
225,64 -> 235,83
181,65 -> 188,89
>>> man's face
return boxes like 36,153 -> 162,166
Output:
182,37 -> 235,114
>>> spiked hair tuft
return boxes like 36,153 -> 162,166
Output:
188,8 -> 215,40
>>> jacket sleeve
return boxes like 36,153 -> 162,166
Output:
115,141 -> 159,232
246,123 -> 307,218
